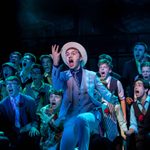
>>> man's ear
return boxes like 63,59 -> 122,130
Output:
109,69 -> 112,73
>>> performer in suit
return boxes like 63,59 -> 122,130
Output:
0,76 -> 40,150
51,42 -> 119,150
122,42 -> 149,128
125,78 -> 150,150
122,42 -> 148,98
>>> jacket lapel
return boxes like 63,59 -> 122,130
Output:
7,98 -> 15,124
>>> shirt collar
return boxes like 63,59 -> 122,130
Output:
146,95 -> 150,103
70,67 -> 82,75
10,94 -> 20,103
137,95 -> 150,104
105,76 -> 111,83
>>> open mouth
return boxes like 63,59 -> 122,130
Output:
11,59 -> 15,63
144,76 -> 149,80
4,73 -> 8,77
135,55 -> 140,59
23,62 -> 26,67
8,89 -> 13,94
135,90 -> 139,94
100,72 -> 106,77
51,102 -> 56,106
68,59 -> 74,67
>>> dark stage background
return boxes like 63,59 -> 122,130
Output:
1,0 -> 150,75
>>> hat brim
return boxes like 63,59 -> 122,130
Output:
61,42 -> 87,67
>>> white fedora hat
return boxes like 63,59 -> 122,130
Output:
61,42 -> 87,67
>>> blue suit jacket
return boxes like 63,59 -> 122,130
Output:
122,59 -> 139,97
0,93 -> 38,138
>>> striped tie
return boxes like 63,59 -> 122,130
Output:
11,98 -> 20,128
72,71 -> 80,88
103,110 -> 119,141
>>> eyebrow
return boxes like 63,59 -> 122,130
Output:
66,48 -> 79,53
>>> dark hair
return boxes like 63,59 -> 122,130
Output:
134,78 -> 149,89
5,76 -> 21,85
98,54 -> 112,62
24,53 -> 36,63
133,42 -> 148,53
141,61 -> 150,68
10,51 -> 22,59
31,64 -> 45,75
49,88 -> 63,96
39,54 -> 52,62
98,58 -> 113,69
2,62 -> 17,71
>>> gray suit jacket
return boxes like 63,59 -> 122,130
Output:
52,66 -> 118,118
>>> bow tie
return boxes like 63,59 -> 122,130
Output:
100,79 -> 108,87
71,69 -> 80,74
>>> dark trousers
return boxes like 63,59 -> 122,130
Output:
0,135 -> 10,150
89,134 -> 113,150
135,133 -> 150,150
8,132 -> 41,150
125,134 -> 136,150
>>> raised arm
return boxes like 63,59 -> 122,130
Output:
51,44 -> 61,66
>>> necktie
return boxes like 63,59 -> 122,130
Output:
103,110 -> 119,141
72,71 -> 80,88
11,98 -> 20,128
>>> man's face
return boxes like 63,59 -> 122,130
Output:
2,66 -> 14,79
98,63 -> 111,80
41,57 -> 52,73
134,80 -> 146,99
9,53 -> 20,65
49,93 -> 62,110
65,48 -> 82,70
133,44 -> 145,62
22,55 -> 33,68
6,80 -> 20,97
142,66 -> 150,81
31,68 -> 43,83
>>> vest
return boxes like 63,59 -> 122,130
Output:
67,76 -> 95,117
109,77 -> 118,96
133,102 -> 150,134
